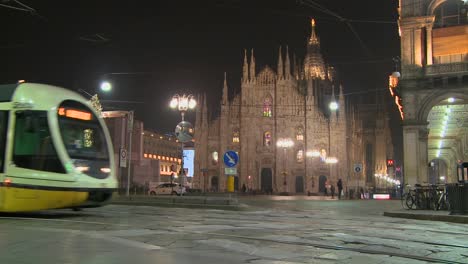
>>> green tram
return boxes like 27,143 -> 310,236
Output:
0,83 -> 117,212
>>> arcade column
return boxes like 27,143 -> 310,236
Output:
403,123 -> 429,186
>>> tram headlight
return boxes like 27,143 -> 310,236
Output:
100,168 -> 111,173
75,166 -> 90,172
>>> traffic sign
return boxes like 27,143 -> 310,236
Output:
225,167 -> 237,175
120,147 -> 127,168
223,151 -> 239,167
354,163 -> 362,173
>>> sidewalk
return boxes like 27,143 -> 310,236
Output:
384,209 -> 468,224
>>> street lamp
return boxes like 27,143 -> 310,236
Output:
170,94 -> 196,188
277,138 -> 294,194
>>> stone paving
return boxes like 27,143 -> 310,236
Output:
0,198 -> 467,264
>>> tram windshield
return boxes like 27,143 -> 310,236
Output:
57,100 -> 110,177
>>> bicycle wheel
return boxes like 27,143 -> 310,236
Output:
405,192 -> 416,209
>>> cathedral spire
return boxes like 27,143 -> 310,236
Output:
277,46 -> 283,79
249,48 -> 256,82
304,18 -> 326,79
242,49 -> 248,83
222,72 -> 228,105
284,45 -> 291,79
309,18 -> 319,45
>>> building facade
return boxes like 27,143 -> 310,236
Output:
103,111 -> 182,192
396,0 -> 468,185
193,20 -> 350,194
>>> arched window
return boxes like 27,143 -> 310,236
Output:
263,97 -> 272,117
211,151 -> 218,165
232,129 -> 240,143
263,131 -> 272,146
296,127 -> 304,141
296,150 -> 304,163
434,1 -> 468,28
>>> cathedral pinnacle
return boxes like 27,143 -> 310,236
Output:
242,49 -> 248,83
222,72 -> 228,105
249,49 -> 256,81
277,46 -> 284,79
309,18 -> 319,45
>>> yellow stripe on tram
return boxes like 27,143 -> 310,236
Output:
0,186 -> 88,212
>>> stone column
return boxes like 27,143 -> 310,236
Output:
403,123 -> 429,186
414,28 -> 423,66
426,26 -> 433,65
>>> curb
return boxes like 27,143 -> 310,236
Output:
384,211 -> 468,224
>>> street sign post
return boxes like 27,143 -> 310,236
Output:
223,151 -> 239,193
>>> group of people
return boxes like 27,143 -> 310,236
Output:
324,178 -> 343,199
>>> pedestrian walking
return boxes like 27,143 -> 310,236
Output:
242,183 -> 247,194
337,179 -> 343,200
331,184 -> 335,199
324,180 -> 329,196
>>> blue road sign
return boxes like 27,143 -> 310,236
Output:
223,151 -> 239,168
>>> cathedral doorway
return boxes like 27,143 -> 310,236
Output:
319,175 -> 327,193
295,176 -> 304,193
211,176 -> 218,192
260,168 -> 272,193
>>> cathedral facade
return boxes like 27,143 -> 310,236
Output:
193,20 -> 350,194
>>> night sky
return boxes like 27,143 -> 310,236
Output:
1,0 -> 401,134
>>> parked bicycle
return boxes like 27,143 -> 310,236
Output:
401,184 -> 449,210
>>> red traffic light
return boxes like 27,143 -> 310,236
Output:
387,159 -> 394,167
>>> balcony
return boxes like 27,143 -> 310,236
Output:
426,62 -> 468,77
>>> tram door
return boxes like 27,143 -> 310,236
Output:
0,111 -> 7,173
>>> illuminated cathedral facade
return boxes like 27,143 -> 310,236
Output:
193,19 -> 350,194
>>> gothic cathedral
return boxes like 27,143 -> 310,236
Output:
193,19 -> 349,194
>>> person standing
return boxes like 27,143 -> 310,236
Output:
330,183 -> 335,199
337,179 -> 343,200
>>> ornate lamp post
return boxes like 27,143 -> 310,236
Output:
277,138 -> 294,194
170,94 -> 196,188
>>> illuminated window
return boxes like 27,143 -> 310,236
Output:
263,97 -> 272,117
212,151 -> 218,165
264,131 -> 272,146
296,150 -> 304,163
233,129 -> 240,143
144,153 -> 148,158
296,127 -> 304,141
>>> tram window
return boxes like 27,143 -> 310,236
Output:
0,111 -> 7,172
13,111 -> 65,173
58,100 -> 109,160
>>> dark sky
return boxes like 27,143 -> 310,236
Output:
1,0 -> 401,134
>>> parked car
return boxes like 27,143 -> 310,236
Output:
148,182 -> 186,196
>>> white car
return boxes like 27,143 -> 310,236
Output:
148,183 -> 186,196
